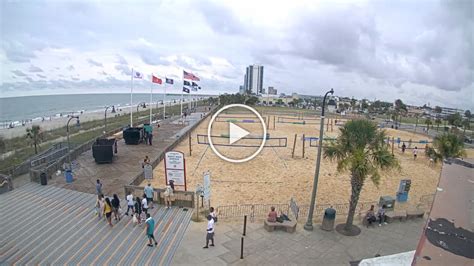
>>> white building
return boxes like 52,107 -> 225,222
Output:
244,65 -> 264,95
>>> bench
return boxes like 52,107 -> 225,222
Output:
385,210 -> 407,223
406,209 -> 425,219
264,220 -> 297,233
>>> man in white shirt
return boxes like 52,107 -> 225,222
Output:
142,196 -> 149,218
125,192 -> 134,216
203,215 -> 215,248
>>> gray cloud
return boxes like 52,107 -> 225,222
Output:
29,65 -> 44,72
3,41 -> 37,63
98,71 -> 107,76
87,58 -> 103,67
37,74 -> 47,78
71,76 -> 80,81
12,70 -> 27,77
198,1 -> 245,35
67,65 -> 75,71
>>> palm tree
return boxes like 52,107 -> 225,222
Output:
26,125 -> 43,154
426,133 -> 466,163
435,117 -> 442,132
425,118 -> 432,132
324,120 -> 399,235
462,119 -> 470,136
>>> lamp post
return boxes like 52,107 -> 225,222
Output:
304,88 -> 334,231
66,115 -> 80,170
104,105 -> 113,134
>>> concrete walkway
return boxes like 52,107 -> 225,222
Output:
172,219 -> 425,265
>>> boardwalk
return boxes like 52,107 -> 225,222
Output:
49,110 -> 208,197
0,183 -> 192,265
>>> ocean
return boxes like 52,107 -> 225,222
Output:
0,93 -> 210,125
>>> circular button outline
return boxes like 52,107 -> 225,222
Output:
207,104 -> 267,163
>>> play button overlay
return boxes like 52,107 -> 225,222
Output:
208,104 -> 267,163
229,122 -> 249,145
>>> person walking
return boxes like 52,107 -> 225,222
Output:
96,194 -> 105,219
142,156 -> 150,168
104,197 -> 113,227
134,196 -> 143,224
401,142 -> 406,153
413,146 -> 418,160
144,184 -> 154,209
125,192 -> 134,216
142,194 -> 149,216
96,179 -> 103,195
111,194 -> 121,221
145,213 -> 158,247
203,215 -> 215,248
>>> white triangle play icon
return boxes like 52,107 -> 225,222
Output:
229,122 -> 250,145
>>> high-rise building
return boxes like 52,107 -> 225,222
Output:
244,65 -> 264,94
239,85 -> 245,94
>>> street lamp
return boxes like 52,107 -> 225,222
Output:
66,115 -> 80,170
304,88 -> 334,231
104,105 -> 114,134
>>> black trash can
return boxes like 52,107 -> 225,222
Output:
321,207 -> 336,231
40,172 -> 47,186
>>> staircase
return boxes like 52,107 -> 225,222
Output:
0,183 -> 193,265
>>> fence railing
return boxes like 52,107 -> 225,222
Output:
124,185 -> 195,208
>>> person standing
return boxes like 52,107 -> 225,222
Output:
134,196 -> 143,224
145,213 -> 158,247
209,207 -> 217,223
125,192 -> 134,216
111,194 -> 121,221
104,197 -> 113,227
401,143 -> 406,153
163,183 -> 174,209
142,156 -> 150,168
144,184 -> 154,209
377,205 -> 387,226
413,146 -> 418,160
96,194 -> 105,219
203,215 -> 215,248
96,179 -> 103,195
142,194 -> 149,216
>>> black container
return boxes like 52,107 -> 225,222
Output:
40,172 -> 47,185
92,138 -> 116,163
123,127 -> 144,145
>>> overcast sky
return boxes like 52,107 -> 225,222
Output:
1,0 -> 472,109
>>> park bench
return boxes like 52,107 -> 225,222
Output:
264,219 -> 297,233
406,209 -> 425,219
385,210 -> 407,223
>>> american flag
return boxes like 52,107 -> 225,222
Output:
183,70 -> 200,81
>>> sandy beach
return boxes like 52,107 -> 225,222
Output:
144,113 -> 446,212
0,101 -> 188,139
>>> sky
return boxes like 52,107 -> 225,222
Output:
0,0 -> 472,110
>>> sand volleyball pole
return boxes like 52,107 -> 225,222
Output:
304,88 -> 334,231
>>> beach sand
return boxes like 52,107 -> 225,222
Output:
144,114 -> 444,211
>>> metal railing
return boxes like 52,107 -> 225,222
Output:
124,185 -> 195,208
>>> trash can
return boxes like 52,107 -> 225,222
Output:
321,207 -> 336,231
40,172 -> 47,186
65,170 -> 73,183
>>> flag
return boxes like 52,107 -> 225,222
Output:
192,81 -> 199,87
165,78 -> 174,84
182,87 -> 190,93
191,87 -> 198,92
133,70 -> 143,79
183,70 -> 194,80
198,86 -> 201,90
152,75 -> 162,84
184,80 -> 191,86
183,70 -> 200,81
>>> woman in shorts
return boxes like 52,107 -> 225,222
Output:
104,197 -> 113,227
134,196 -> 143,224
111,194 -> 121,221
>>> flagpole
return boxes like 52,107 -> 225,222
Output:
163,82 -> 166,120
181,85 -> 183,124
150,77 -> 153,124
130,68 -> 134,126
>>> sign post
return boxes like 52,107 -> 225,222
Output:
164,151 -> 187,191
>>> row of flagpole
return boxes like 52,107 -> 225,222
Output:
129,69 -> 200,127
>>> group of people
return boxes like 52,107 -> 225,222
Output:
400,143 -> 419,160
365,205 -> 388,227
143,123 -> 155,145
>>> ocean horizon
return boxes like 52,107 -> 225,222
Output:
0,93 -> 214,123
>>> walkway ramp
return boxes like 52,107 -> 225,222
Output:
0,183 -> 193,265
